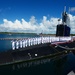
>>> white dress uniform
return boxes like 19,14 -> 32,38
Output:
33,38 -> 35,45
40,37 -> 41,44
28,39 -> 30,46
42,37 -> 43,44
36,38 -> 38,45
49,37 -> 51,43
25,40 -> 27,47
23,39 -> 25,48
20,40 -> 22,48
12,41 -> 15,50
35,38 -> 37,45
16,40 -> 19,49
38,38 -> 40,44
30,38 -> 32,46
37,38 -> 39,44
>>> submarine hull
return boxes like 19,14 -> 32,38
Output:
0,43 -> 68,66
0,40 -> 75,66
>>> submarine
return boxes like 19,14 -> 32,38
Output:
0,7 -> 75,66
56,7 -> 70,36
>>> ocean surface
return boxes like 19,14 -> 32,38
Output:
0,33 -> 39,52
0,34 -> 75,75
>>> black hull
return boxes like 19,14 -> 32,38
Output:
0,43 -> 66,66
0,41 -> 75,66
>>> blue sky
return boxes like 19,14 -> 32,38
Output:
0,0 -> 75,22
0,0 -> 75,34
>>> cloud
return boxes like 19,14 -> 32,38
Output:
68,14 -> 75,34
0,14 -> 75,34
70,7 -> 75,12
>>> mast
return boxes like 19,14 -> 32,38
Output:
64,6 -> 66,13
62,6 -> 67,25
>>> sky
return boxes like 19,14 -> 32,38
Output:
0,0 -> 75,34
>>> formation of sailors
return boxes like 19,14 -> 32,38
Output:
11,36 -> 72,50
11,37 -> 51,50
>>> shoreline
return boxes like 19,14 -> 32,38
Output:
0,32 -> 75,36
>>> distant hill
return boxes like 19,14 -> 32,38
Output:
0,32 -> 75,36
0,32 -> 37,35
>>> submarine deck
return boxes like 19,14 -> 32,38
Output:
0,40 -> 75,66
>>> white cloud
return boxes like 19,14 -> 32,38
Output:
68,14 -> 75,34
70,7 -> 75,12
0,14 -> 75,34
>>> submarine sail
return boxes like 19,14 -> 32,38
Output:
56,7 -> 70,36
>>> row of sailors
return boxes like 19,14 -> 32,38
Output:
11,36 -> 72,50
11,37 -> 51,50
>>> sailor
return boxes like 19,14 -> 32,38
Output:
44,37 -> 45,43
34,38 -> 36,45
41,37 -> 43,44
49,36 -> 51,43
37,38 -> 39,44
39,37 -> 41,44
28,38 -> 30,46
30,38 -> 32,46
43,37 -> 44,44
43,37 -> 44,43
48,36 -> 49,43
33,38 -> 35,45
20,39 -> 22,48
23,39 -> 25,48
25,39 -> 27,47
38,38 -> 39,44
35,37 -> 37,45
39,37 -> 40,44
11,40 -> 15,50
15,39 -> 19,49
46,37 -> 47,43
36,38 -> 38,44
35,38 -> 36,45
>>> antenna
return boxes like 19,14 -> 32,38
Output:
64,6 -> 66,12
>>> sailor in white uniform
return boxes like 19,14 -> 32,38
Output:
28,38 -> 30,46
30,38 -> 32,46
36,38 -> 38,44
35,38 -> 37,45
23,39 -> 25,48
33,38 -> 35,45
25,39 -> 27,47
11,40 -> 15,50
16,39 -> 19,49
41,37 -> 43,44
49,37 -> 51,43
35,38 -> 36,45
38,38 -> 40,44
20,39 -> 22,48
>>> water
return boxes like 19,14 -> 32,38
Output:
0,33 -> 39,52
0,34 -> 75,75
0,53 -> 75,75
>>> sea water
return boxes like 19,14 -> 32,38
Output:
0,53 -> 75,75
0,34 -> 75,75
0,33 -> 39,52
